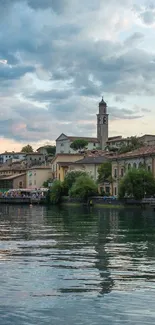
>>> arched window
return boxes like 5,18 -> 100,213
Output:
139,162 -> 143,169
128,163 -> 131,170
133,163 -> 137,169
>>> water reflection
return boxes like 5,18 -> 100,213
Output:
0,205 -> 155,324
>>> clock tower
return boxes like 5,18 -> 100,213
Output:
97,97 -> 108,149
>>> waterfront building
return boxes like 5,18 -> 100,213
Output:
51,153 -> 84,181
0,173 -> 26,191
26,166 -> 52,189
111,146 -> 155,196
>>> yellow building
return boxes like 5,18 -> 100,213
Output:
51,153 -> 84,182
26,166 -> 52,189
111,146 -> 155,196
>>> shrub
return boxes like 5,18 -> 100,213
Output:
69,175 -> 98,201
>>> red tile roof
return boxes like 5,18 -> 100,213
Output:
111,146 -> 155,160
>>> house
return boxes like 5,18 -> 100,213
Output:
0,152 -> 26,164
111,146 -> 155,196
25,153 -> 45,167
26,166 -> 52,189
51,153 -> 84,181
107,134 -> 155,150
56,133 -> 99,154
0,173 -> 26,191
0,165 -> 27,177
68,156 -> 108,181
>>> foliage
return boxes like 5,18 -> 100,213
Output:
118,136 -> 143,154
46,146 -> 56,156
118,168 -> 155,200
97,162 -> 112,183
69,175 -> 98,201
63,170 -> 88,195
50,180 -> 63,204
70,139 -> 88,151
42,179 -> 52,188
21,144 -> 33,153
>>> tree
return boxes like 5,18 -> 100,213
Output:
118,136 -> 144,154
21,144 -> 33,153
46,146 -> 56,156
97,162 -> 112,183
69,175 -> 98,201
50,180 -> 63,204
42,179 -> 52,188
118,168 -> 155,200
70,139 -> 88,151
63,171 -> 88,195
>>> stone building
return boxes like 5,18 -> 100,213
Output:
111,146 -> 155,196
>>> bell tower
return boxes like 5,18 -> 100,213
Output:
97,97 -> 108,149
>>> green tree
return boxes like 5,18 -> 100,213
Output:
21,144 -> 33,153
70,139 -> 88,151
63,170 -> 88,195
97,162 -> 112,183
118,168 -> 155,200
69,175 -> 98,201
118,136 -> 144,154
50,180 -> 63,204
42,179 -> 52,188
46,146 -> 56,156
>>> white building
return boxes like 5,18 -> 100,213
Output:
56,134 -> 99,154
0,152 -> 26,164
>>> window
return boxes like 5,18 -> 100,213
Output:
19,181 -> 23,188
93,143 -> 96,147
139,162 -> 143,168
29,181 -> 32,186
121,168 -> 124,177
128,163 -> 131,170
114,187 -> 117,196
133,163 -> 137,169
39,157 -> 41,160
34,180 -> 36,185
61,143 -> 64,147
114,168 -> 117,178
148,165 -> 151,172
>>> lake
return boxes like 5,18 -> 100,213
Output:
0,205 -> 155,325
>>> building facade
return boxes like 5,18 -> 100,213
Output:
111,146 -> 155,196
51,153 -> 84,181
25,153 -> 45,167
0,173 -> 26,191
0,152 -> 26,164
56,134 -> 99,154
26,167 -> 52,189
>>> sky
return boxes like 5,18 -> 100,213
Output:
1,0 -> 155,151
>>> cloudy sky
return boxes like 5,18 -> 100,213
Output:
0,0 -> 155,151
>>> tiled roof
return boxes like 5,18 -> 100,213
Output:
74,156 -> 108,164
68,136 -> 99,143
111,146 -> 155,160
0,173 -> 26,180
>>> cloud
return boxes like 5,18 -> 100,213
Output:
0,0 -> 154,149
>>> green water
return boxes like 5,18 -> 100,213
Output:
0,205 -> 155,324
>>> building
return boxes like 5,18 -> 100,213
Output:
97,97 -> 109,149
107,134 -> 155,150
0,152 -> 26,164
0,165 -> 27,177
25,153 -> 45,167
68,156 -> 108,181
26,166 -> 52,189
56,134 -> 99,154
0,173 -> 26,191
51,153 -> 84,181
111,146 -> 155,196
55,97 -> 124,154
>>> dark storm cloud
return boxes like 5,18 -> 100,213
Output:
0,0 -> 153,143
